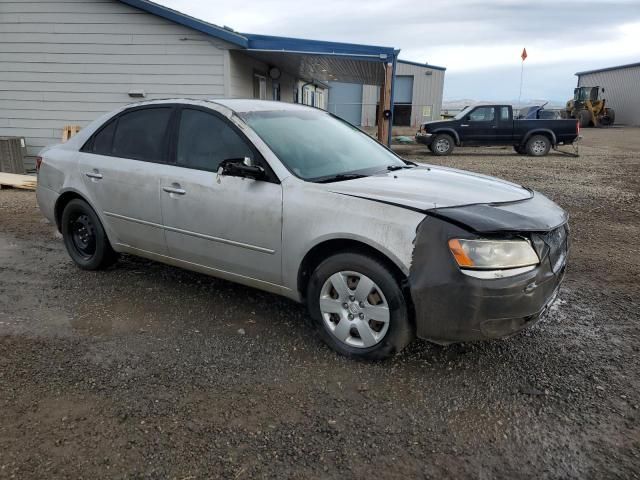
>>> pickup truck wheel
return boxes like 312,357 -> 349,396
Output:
431,134 -> 454,156
306,252 -> 413,360
526,135 -> 551,157
61,199 -> 118,270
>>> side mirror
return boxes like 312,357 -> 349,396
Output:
218,157 -> 265,180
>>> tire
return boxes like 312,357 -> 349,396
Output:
306,252 -> 413,360
430,134 -> 454,156
61,198 -> 118,270
578,110 -> 591,128
525,134 -> 551,157
514,145 -> 526,154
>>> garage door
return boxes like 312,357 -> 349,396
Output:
328,82 -> 363,126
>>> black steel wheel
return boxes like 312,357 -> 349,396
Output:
61,199 -> 118,270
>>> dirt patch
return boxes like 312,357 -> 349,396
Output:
0,127 -> 639,478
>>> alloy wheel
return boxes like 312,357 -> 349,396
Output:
435,138 -> 450,153
319,271 -> 390,348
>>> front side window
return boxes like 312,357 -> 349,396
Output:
176,109 -> 253,172
111,107 -> 172,162
469,107 -> 495,122
241,109 -> 406,181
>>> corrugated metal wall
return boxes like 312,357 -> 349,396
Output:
360,62 -> 445,128
0,0 -> 232,169
577,65 -> 640,126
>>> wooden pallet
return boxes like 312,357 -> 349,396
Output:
0,172 -> 37,190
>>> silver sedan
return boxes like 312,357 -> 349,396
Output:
36,99 -> 568,360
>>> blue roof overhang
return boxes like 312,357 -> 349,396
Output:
117,0 -> 399,85
118,0 -> 249,47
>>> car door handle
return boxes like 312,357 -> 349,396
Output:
460,124 -> 469,127
85,172 -> 103,179
162,186 -> 186,195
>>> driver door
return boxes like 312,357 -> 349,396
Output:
160,107 -> 283,286
458,106 -> 497,144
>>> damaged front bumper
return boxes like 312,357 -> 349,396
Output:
415,132 -> 433,146
409,210 -> 568,344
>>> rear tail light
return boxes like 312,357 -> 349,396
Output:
35,156 -> 43,173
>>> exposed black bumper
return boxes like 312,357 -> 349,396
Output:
415,132 -> 434,146
409,215 -> 568,344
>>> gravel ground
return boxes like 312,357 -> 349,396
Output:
1,127 -> 639,479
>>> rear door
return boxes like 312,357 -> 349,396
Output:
159,106 -> 283,285
78,106 -> 174,255
458,106 -> 497,144
494,106 -> 514,144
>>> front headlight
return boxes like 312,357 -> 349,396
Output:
448,238 -> 539,271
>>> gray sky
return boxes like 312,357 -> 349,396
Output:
158,0 -> 640,102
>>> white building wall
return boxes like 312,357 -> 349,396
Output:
577,64 -> 640,126
0,0 -> 234,169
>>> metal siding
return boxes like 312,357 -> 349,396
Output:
577,65 -> 640,126
0,0 -> 230,170
359,63 -> 445,127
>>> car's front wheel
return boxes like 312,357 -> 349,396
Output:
431,134 -> 454,156
307,252 -> 413,360
61,199 -> 118,270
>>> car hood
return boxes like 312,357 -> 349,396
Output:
420,119 -> 454,130
328,165 -> 532,211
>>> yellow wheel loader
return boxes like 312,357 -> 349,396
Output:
565,86 -> 615,128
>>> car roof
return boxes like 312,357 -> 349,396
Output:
122,98 -> 319,115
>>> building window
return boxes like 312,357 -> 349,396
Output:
253,74 -> 267,100
272,82 -> 281,101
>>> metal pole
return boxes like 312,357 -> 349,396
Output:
387,51 -> 399,146
518,60 -> 524,108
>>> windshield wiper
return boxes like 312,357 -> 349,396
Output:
313,173 -> 368,183
386,164 -> 414,171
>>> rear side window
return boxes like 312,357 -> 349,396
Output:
176,108 -> 252,172
499,107 -> 510,121
111,108 -> 172,162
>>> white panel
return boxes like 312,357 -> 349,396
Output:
0,0 -> 231,169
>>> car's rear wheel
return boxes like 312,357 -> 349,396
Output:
61,199 -> 118,270
525,134 -> 551,157
431,134 -> 454,156
307,252 -> 413,360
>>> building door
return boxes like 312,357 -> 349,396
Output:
392,75 -> 413,126
328,82 -> 363,126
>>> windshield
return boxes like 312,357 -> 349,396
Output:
453,106 -> 474,120
240,109 -> 406,181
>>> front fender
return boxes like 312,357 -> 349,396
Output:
432,128 -> 461,145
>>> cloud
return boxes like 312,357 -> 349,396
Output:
156,0 -> 640,100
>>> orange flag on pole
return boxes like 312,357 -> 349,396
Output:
521,48 -> 528,61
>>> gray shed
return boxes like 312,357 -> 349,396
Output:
576,62 -> 640,126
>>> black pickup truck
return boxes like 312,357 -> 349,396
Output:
416,105 -> 579,156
